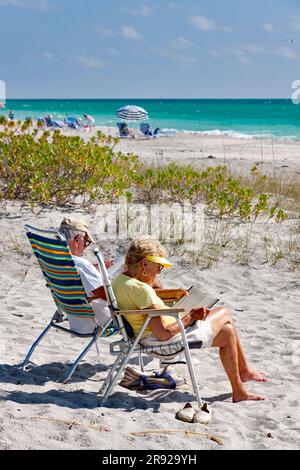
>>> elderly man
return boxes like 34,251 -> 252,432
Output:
59,217 -> 111,334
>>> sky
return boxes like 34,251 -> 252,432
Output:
0,0 -> 300,98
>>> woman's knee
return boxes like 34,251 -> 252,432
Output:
222,322 -> 235,340
211,322 -> 235,348
213,306 -> 232,323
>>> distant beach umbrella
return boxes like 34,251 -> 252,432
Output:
0,103 -> 5,109
116,105 -> 148,121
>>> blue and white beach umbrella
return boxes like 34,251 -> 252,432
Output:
116,105 -> 148,121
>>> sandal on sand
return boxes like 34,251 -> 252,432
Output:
175,402 -> 194,423
119,365 -> 190,391
193,402 -> 212,424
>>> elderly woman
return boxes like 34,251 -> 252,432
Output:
112,237 -> 268,403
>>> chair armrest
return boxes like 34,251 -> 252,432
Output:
119,308 -> 184,317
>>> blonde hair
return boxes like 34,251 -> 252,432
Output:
125,237 -> 167,267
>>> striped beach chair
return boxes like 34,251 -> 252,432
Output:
22,224 -> 117,383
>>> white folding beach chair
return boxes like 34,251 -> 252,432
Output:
94,248 -> 203,408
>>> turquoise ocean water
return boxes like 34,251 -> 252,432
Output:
1,99 -> 300,140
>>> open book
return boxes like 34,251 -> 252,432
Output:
173,286 -> 219,315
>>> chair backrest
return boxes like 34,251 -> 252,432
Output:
26,225 -> 95,321
65,117 -> 80,128
140,123 -> 150,135
94,248 -> 131,342
44,116 -> 52,126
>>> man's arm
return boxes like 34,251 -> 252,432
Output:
87,286 -> 107,302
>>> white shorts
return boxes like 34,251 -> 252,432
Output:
141,320 -> 213,349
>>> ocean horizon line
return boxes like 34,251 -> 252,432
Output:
4,97 -> 292,101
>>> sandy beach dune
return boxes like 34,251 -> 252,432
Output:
0,132 -> 299,450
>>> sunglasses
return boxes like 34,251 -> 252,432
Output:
83,234 -> 92,248
75,233 -> 92,248
147,259 -> 164,273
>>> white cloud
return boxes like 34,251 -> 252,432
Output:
189,15 -> 232,33
276,46 -> 298,60
121,26 -> 142,41
42,51 -> 54,60
0,0 -> 49,9
242,44 -> 266,55
127,5 -> 151,17
189,15 -> 217,31
221,42 -> 298,66
261,22 -> 280,33
102,47 -> 120,57
169,37 -> 192,50
209,49 -> 221,60
288,15 -> 300,31
158,49 -> 197,68
222,46 -> 253,66
222,25 -> 232,33
73,54 -> 105,69
95,26 -> 114,37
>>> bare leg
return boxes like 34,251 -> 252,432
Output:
208,307 -> 268,382
207,308 -> 266,402
230,321 -> 268,383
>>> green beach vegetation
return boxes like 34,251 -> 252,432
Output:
0,124 -> 298,268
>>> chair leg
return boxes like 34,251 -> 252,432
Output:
99,346 -> 128,397
138,349 -> 144,372
22,322 -> 53,371
101,333 -> 148,402
182,346 -> 202,408
95,341 -> 101,363
177,321 -> 202,408
62,330 -> 100,383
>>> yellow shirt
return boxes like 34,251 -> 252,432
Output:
112,274 -> 175,338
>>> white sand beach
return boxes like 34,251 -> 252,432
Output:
63,124 -> 300,178
0,132 -> 299,450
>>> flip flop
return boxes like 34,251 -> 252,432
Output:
193,402 -> 212,424
175,402 -> 194,423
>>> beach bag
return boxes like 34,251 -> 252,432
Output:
119,365 -> 190,391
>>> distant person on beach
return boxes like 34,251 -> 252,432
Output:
8,110 -> 14,120
120,122 -> 135,138
112,237 -> 269,403
83,114 -> 95,132
59,217 -> 112,334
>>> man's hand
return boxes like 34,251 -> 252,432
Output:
190,307 -> 210,321
93,259 -> 113,271
87,286 -> 107,302
104,259 -> 113,269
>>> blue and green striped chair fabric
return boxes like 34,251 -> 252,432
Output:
27,231 -> 95,319
23,225 -> 117,382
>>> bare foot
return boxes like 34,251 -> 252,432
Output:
240,370 -> 269,383
232,389 -> 266,403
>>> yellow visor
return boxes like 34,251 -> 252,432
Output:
146,255 -> 173,268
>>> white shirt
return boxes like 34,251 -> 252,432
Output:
84,115 -> 95,125
68,256 -> 111,334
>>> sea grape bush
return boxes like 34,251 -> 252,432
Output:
0,127 -> 139,206
0,124 -> 287,222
